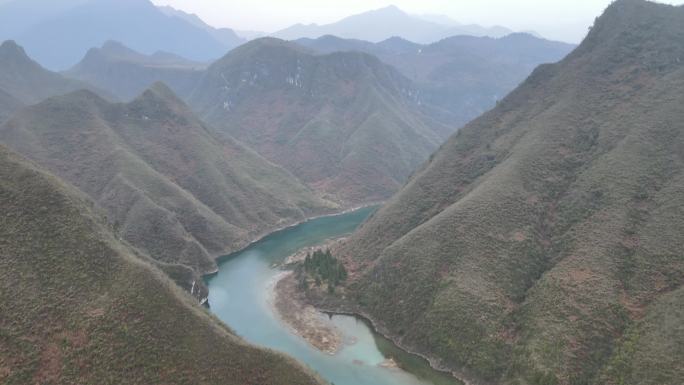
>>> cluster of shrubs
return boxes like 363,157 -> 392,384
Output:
297,249 -> 348,293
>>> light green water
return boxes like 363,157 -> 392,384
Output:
206,207 -> 462,385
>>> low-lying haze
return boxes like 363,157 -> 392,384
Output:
150,0 -> 684,43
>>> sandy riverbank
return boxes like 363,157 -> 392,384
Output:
273,271 -> 342,355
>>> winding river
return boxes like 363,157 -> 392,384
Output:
206,207 -> 462,385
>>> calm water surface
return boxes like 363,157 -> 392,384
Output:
206,207 -> 462,385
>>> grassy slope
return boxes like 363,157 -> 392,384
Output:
0,83 -> 334,288
189,38 -> 448,205
341,1 -> 684,384
0,145 -> 324,385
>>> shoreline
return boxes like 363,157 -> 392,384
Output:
202,202 -> 382,277
270,238 -> 473,385
202,202 -> 477,385
271,271 -> 343,355
313,306 -> 475,385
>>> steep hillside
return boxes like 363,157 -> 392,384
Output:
189,38 -> 448,205
0,144 -> 324,385
338,1 -> 684,384
66,41 -> 206,100
0,40 -> 102,105
0,83 -> 333,293
298,33 -> 575,127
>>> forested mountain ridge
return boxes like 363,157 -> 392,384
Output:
0,83 -> 334,298
337,1 -> 684,384
0,144 -> 325,385
297,33 -> 575,127
189,37 -> 450,205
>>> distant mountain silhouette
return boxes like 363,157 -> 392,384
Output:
157,5 -> 245,48
0,0 -> 241,70
66,40 -> 206,100
0,40 -> 106,123
274,5 -> 518,43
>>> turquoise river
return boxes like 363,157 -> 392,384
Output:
206,207 -> 462,385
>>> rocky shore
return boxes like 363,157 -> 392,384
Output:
273,271 -> 342,355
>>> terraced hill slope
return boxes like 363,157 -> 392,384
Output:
0,144 -> 324,385
340,1 -> 684,384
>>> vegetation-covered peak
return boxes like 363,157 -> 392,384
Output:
570,0 -> 684,69
339,1 -> 684,384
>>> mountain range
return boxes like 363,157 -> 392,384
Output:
0,0 -> 244,70
273,5 -> 517,43
64,31 -> 573,206
65,40 -> 207,100
0,143 -> 325,385
187,38 -> 449,205
0,80 -> 333,298
335,1 -> 684,384
297,33 -> 575,127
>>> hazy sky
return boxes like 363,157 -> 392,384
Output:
149,0 -> 684,43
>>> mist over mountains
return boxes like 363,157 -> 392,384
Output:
0,0 -> 244,70
273,5 -> 517,43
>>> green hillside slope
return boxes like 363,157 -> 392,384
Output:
189,38 -> 448,205
0,144 -> 324,385
0,83 -> 333,299
339,1 -> 684,384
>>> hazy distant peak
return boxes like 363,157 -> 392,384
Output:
371,5 -> 404,15
0,40 -> 21,51
274,5 -> 519,43
0,40 -> 27,57
99,40 -> 144,58
0,39 -> 37,66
